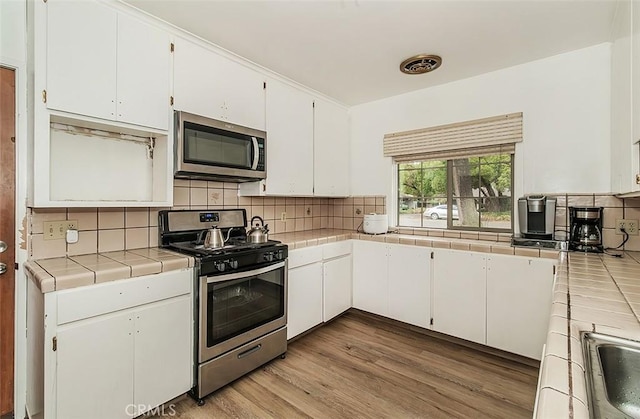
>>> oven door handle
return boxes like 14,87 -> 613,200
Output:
205,261 -> 285,284
251,136 -> 259,170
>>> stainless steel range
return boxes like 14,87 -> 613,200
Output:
159,209 -> 288,406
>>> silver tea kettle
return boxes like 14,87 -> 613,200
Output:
203,226 -> 233,249
247,216 -> 269,243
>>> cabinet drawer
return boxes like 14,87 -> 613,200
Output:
56,269 -> 192,325
288,247 -> 323,269
322,240 -> 352,260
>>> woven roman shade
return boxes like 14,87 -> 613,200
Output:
383,112 -> 523,162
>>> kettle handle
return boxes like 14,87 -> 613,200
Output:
251,216 -> 264,227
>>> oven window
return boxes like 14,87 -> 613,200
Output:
184,123 -> 252,169
206,268 -> 285,347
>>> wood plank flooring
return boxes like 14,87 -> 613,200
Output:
156,310 -> 539,418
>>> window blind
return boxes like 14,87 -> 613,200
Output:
383,112 -> 523,162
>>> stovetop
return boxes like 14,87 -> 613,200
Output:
168,239 -> 285,258
158,209 -> 288,275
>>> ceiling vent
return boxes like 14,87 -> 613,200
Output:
400,54 -> 442,75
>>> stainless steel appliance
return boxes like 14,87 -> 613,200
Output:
159,209 -> 287,405
517,195 -> 556,239
569,207 -> 603,252
174,111 -> 266,182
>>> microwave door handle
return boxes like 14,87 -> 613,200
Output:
251,137 -> 259,170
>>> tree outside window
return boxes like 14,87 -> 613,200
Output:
398,153 -> 512,231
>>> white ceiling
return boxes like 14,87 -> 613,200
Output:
124,0 -> 619,105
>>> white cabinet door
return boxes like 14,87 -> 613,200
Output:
46,0 -> 117,120
313,98 -> 349,197
56,312 -> 134,419
288,262 -> 323,339
264,78 -> 314,195
133,295 -> 192,416
486,255 -> 554,359
323,255 -> 352,321
116,13 -> 170,130
633,0 -> 640,144
174,38 -> 265,130
387,244 -> 431,328
432,249 -> 487,344
352,240 -> 388,316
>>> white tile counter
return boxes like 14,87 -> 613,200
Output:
536,251 -> 640,418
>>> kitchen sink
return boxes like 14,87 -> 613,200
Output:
582,332 -> 640,418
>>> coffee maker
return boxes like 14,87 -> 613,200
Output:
569,207 -> 603,252
518,195 -> 556,239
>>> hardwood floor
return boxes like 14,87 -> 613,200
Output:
157,310 -> 539,418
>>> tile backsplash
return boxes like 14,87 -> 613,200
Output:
28,180 -> 386,259
27,183 -> 640,259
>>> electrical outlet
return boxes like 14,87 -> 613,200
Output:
43,220 -> 78,240
306,207 -> 311,216
615,219 -> 639,235
280,212 -> 286,222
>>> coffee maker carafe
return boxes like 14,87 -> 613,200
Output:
569,207 -> 603,252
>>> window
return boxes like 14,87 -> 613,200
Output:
398,152 -> 513,231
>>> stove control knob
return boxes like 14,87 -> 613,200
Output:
214,261 -> 226,272
228,260 -> 238,269
264,252 -> 274,262
276,250 -> 284,260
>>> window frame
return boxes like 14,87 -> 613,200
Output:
396,154 -> 514,233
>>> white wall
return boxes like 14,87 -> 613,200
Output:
1,0 -> 28,417
350,43 -> 612,211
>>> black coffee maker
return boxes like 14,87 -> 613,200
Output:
569,207 -> 603,252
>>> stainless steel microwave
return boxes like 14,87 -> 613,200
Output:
174,111 -> 266,182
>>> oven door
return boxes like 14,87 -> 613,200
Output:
199,261 -> 287,363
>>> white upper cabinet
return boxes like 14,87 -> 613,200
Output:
633,0 -> 640,144
45,0 -> 171,130
46,0 -> 117,121
612,0 -> 640,195
116,13 -> 171,130
314,98 -> 350,197
173,37 -> 266,130
263,78 -> 314,195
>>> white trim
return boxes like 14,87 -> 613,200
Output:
1,54 -> 29,419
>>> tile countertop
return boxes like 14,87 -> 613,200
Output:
22,228 -> 640,415
536,251 -> 640,418
24,248 -> 194,293
271,229 -> 561,259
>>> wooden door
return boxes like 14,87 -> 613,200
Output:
0,66 -> 15,417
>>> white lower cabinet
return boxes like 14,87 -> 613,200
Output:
432,249 -> 555,359
352,241 -> 430,327
56,296 -> 191,418
33,269 -> 193,419
486,254 -> 554,359
352,241 -> 388,316
287,242 -> 353,338
323,254 -> 352,322
287,261 -> 323,339
432,249 -> 487,345
56,311 -> 134,419
387,244 -> 431,328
